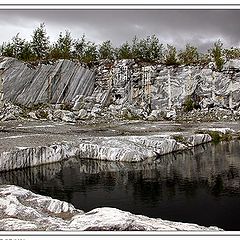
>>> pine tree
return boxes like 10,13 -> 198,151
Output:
19,42 -> 34,61
147,35 -> 164,63
51,30 -> 73,59
1,42 -> 14,57
223,47 -> 240,61
11,33 -> 25,59
178,43 -> 199,65
98,40 -> 115,60
164,44 -> 179,65
117,42 -> 132,59
82,41 -> 98,63
31,23 -> 50,60
73,34 -> 86,60
209,40 -> 224,71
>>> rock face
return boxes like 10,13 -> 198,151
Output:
0,185 -> 222,231
0,58 -> 95,107
85,59 -> 240,119
0,133 -> 212,172
1,57 -> 240,120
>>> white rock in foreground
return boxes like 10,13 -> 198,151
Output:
70,207 -> 221,231
0,185 -> 223,231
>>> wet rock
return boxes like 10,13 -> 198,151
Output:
72,95 -> 84,111
0,185 -> 81,231
90,105 -> 102,118
0,102 -> 22,121
35,108 -> 52,120
0,185 -> 222,231
1,57 -> 240,118
200,127 -> 235,134
1,58 -> 95,107
223,59 -> 240,70
77,137 -> 157,162
70,207 -> 222,231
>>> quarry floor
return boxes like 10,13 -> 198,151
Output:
0,119 -> 240,153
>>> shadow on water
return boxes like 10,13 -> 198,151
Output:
1,140 -> 240,230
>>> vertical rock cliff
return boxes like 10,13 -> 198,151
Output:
1,57 -> 240,120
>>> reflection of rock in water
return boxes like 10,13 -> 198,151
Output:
1,141 -> 240,196
0,162 -> 63,187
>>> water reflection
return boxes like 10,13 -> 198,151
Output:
1,140 -> 240,230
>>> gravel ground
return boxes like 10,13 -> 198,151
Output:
0,119 -> 239,152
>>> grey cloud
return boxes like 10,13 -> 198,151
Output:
0,9 -> 240,51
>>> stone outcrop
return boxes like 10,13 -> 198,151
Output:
1,57 -> 240,121
1,140 -> 240,210
0,133 -> 212,172
0,57 -> 95,107
84,59 -> 240,120
0,185 -> 222,231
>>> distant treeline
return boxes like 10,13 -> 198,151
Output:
1,23 -> 240,71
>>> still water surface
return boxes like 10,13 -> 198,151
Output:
1,140 -> 240,230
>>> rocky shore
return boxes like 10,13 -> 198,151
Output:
0,185 -> 223,231
0,57 -> 240,231
0,119 -> 237,172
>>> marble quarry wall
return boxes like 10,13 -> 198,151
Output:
0,57 -> 95,107
1,57 -> 240,115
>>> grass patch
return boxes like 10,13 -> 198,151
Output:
172,134 -> 188,145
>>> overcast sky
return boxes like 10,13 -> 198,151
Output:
0,9 -> 239,52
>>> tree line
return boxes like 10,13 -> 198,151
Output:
1,23 -> 240,71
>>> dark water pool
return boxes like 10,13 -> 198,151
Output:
1,140 -> 240,230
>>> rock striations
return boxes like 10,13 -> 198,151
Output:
0,133 -> 212,172
1,57 -> 240,121
0,57 -> 95,107
0,185 -> 222,231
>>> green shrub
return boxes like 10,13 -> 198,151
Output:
172,134 -> 185,143
178,43 -> 199,65
183,96 -> 194,112
209,40 -> 224,71
208,131 -> 221,143
164,44 -> 179,66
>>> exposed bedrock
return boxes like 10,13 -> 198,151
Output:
1,57 -> 240,121
1,140 -> 239,199
0,185 -> 222,231
0,58 -> 95,107
0,133 -> 211,172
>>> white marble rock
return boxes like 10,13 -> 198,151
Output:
0,185 -> 223,231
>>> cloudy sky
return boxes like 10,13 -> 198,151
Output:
0,9 -> 239,52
